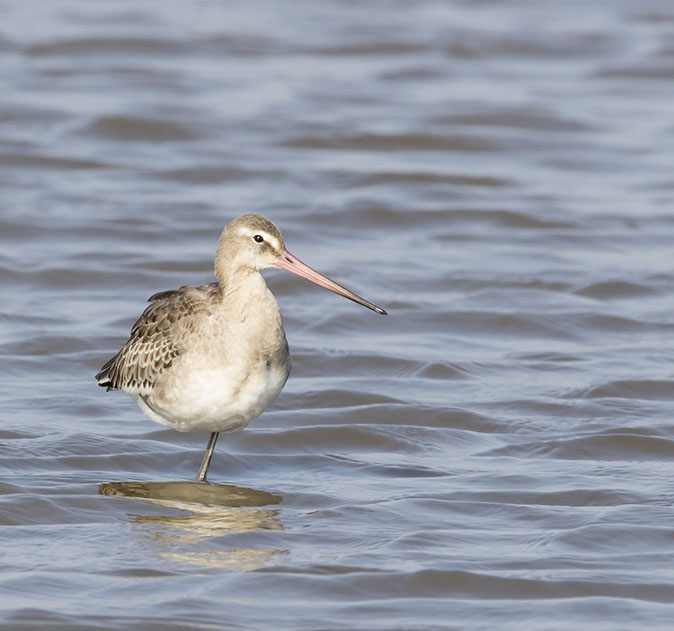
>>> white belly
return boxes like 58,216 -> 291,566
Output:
136,356 -> 290,433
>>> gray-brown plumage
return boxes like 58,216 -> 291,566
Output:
96,283 -> 219,395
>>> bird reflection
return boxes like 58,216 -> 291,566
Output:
99,480 -> 282,507
99,480 -> 284,571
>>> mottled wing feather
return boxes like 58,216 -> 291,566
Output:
96,283 -> 219,395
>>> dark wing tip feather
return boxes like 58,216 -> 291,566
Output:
96,355 -> 119,390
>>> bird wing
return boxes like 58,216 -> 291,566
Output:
96,283 -> 220,395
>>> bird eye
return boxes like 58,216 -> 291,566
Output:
253,234 -> 264,243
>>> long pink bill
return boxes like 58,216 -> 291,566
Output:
274,250 -> 387,315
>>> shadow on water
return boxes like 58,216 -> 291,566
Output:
99,481 -> 285,570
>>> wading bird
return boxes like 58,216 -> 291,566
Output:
96,214 -> 386,482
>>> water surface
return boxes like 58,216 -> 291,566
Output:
1,1 -> 674,629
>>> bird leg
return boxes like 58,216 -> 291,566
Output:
195,432 -> 219,482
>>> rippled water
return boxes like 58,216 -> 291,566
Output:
2,0 -> 674,629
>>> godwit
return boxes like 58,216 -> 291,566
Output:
96,214 -> 386,482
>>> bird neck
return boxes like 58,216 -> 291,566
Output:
217,265 -> 267,303
215,267 -> 283,344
